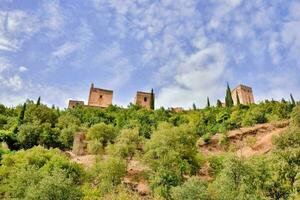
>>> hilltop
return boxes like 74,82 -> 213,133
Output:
0,99 -> 299,199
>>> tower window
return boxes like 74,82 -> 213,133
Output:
100,95 -> 103,98
144,97 -> 147,102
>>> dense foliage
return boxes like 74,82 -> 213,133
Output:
0,98 -> 298,199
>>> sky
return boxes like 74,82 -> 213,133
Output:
0,0 -> 300,109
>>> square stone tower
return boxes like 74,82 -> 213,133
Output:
135,91 -> 153,109
231,84 -> 254,105
87,83 -> 113,108
68,100 -> 84,109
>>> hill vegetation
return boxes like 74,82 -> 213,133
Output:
0,98 -> 299,199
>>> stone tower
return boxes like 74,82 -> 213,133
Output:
87,83 -> 113,108
68,100 -> 84,109
231,84 -> 254,105
135,91 -> 154,109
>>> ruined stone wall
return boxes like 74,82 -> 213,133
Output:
232,85 -> 255,105
88,86 -> 113,108
135,91 -> 153,109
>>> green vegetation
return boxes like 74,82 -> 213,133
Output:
0,98 -> 299,199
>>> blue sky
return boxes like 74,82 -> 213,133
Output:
0,0 -> 300,108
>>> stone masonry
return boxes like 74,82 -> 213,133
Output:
231,84 -> 255,105
87,83 -> 113,108
135,91 -> 153,109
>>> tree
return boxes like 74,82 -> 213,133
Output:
225,83 -> 234,107
217,99 -> 222,108
236,91 -> 240,105
19,103 -> 26,126
206,97 -> 210,108
36,96 -> 41,106
0,147 -> 84,199
171,177 -> 209,200
290,93 -> 296,106
150,88 -> 155,110
144,123 -> 200,198
106,128 -> 143,159
192,103 -> 197,110
87,122 -> 116,152
13,103 -> 26,134
90,157 -> 126,195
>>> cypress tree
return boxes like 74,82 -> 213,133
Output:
217,99 -> 222,108
19,103 -> 26,125
225,83 -> 234,107
192,103 -> 197,110
36,96 -> 41,106
281,98 -> 287,103
290,93 -> 296,106
150,88 -> 155,110
13,103 -> 26,133
236,91 -> 240,105
206,97 -> 210,108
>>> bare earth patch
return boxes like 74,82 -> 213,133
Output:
198,120 -> 289,158
66,151 -> 96,168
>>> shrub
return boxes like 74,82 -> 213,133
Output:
106,128 -> 143,159
87,123 -> 116,147
88,157 -> 126,196
0,146 -> 84,199
171,176 -> 209,200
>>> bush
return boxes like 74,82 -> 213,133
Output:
87,157 -> 126,196
0,146 -> 84,199
87,123 -> 116,147
106,128 -> 143,159
87,139 -> 103,154
171,176 -> 209,200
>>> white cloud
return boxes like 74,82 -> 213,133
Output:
18,66 -> 28,72
0,10 -> 40,52
157,43 -> 228,108
52,42 -> 80,59
0,57 -> 11,72
42,0 -> 64,31
96,43 -> 134,88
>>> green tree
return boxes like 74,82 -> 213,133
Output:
17,103 -> 26,127
171,177 -> 209,200
36,96 -> 41,106
217,99 -> 222,108
236,91 -> 240,105
206,97 -> 210,108
144,123 -> 201,198
290,93 -> 296,106
88,157 -> 126,196
0,146 -> 84,199
106,128 -> 143,159
192,103 -> 197,110
87,123 -> 116,153
225,83 -> 234,107
150,88 -> 155,110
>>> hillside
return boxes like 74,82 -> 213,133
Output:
198,120 -> 289,158
0,101 -> 299,199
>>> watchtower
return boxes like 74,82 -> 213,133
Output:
135,91 -> 154,109
87,83 -> 113,108
231,84 -> 254,105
